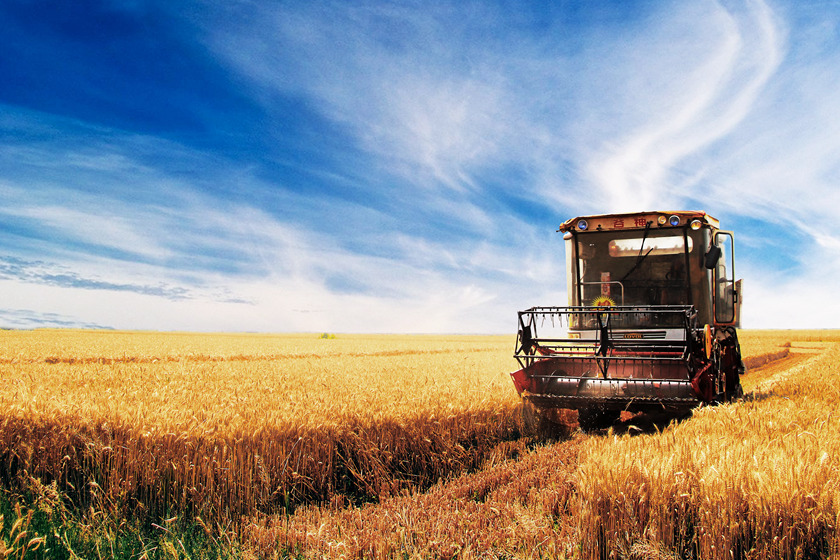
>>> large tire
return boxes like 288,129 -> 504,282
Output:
720,326 -> 745,402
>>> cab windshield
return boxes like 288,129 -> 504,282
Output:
570,228 -> 702,327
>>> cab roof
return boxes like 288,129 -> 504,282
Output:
558,211 -> 719,233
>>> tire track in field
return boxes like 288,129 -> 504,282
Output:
244,435 -> 583,558
740,341 -> 833,396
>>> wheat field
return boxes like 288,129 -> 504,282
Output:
0,330 -> 523,526
1,328 -> 837,559
243,331 -> 840,559
576,334 -> 840,559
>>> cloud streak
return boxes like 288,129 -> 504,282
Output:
585,1 -> 784,211
0,308 -> 113,330
0,256 -> 192,300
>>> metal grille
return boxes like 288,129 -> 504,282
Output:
514,305 -> 698,375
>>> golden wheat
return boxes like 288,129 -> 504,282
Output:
576,341 -> 840,559
244,437 -> 582,559
0,330 -> 523,526
1,328 -> 831,559
240,331 -> 839,559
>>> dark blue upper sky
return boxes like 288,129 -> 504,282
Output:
1,0 -> 839,332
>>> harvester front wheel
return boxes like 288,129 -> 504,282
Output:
519,401 -> 569,439
520,401 -> 540,436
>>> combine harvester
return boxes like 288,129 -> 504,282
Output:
511,211 -> 745,431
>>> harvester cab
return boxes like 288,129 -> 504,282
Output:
511,211 -> 744,431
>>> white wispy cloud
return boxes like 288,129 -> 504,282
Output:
202,2 -> 546,194
583,0 -> 784,211
200,1 -> 793,217
0,104 -> 561,332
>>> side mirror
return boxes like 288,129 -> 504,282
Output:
704,245 -> 722,269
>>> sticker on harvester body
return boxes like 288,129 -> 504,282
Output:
591,295 -> 615,307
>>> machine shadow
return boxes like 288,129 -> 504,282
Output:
606,410 -> 693,436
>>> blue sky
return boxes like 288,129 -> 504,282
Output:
1,0 -> 839,333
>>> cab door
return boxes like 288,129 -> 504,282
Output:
712,231 -> 740,326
